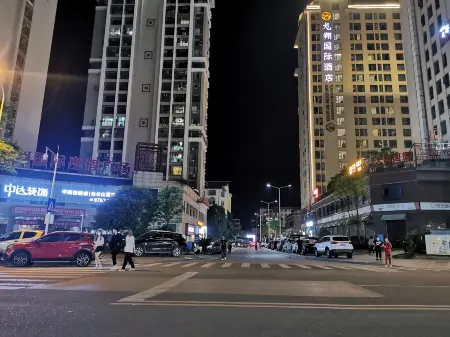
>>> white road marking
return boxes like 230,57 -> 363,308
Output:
161,262 -> 183,268
200,263 -> 215,268
0,286 -> 24,290
221,263 -> 232,268
0,283 -> 46,287
312,265 -> 333,270
141,263 -> 163,267
295,264 -> 311,269
117,272 -> 198,302
279,264 -> 291,269
241,263 -> 250,268
181,262 -> 199,268
261,263 -> 270,268
331,265 -> 353,270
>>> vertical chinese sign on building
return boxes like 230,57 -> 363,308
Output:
321,11 -> 335,133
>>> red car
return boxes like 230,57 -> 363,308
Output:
3,231 -> 94,267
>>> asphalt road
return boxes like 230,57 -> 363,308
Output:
1,248 -> 450,337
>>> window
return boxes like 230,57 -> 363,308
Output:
428,68 -> 432,81
398,74 -> 406,81
350,23 -> 361,30
392,13 -> 400,20
337,107 -> 344,114
64,234 -> 84,242
338,140 -> 346,148
171,166 -> 182,176
437,80 -> 442,94
434,60 -> 440,75
351,54 -> 363,61
393,22 -> 401,30
388,129 -> 397,137
370,85 -> 378,92
428,5 -> 433,19
402,118 -> 411,125
441,120 -> 447,135
337,129 -> 346,136
444,54 -> 448,68
432,42 -> 438,55
355,129 -> 368,136
354,107 -> 366,114
446,74 -> 450,88
399,85 -> 408,93
394,33 -> 402,40
379,23 -> 387,30
338,151 -> 347,160
436,0 -> 441,10
383,64 -> 391,71
400,96 -> 408,103
423,31 -> 428,44
22,232 -> 37,239
352,74 -> 364,82
40,234 -> 63,243
396,53 -> 404,61
337,118 -> 345,126
404,140 -> 413,148
336,96 -> 344,104
430,86 -> 435,99
353,85 -> 365,92
403,129 -> 412,137
439,100 -> 445,115
385,85 -> 393,92
389,140 -> 398,148
355,118 -> 367,125
352,64 -> 364,72
350,13 -> 360,20
1,232 -> 21,241
431,106 -> 437,119
356,140 -> 368,148
401,107 -> 409,114
383,183 -> 404,201
430,23 -> 435,37
350,33 -> 362,40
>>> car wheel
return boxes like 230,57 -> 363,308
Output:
315,248 -> 320,257
12,251 -> 31,267
347,253 -> 353,259
334,253 -> 339,258
134,245 -> 144,257
171,246 -> 182,257
326,248 -> 333,258
74,251 -> 91,267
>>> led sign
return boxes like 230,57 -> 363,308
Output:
4,184 -> 48,198
349,160 -> 363,175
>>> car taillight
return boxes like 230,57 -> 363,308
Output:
331,241 -> 338,244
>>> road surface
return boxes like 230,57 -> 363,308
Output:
1,248 -> 449,336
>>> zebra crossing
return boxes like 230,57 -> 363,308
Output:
140,261 -> 404,272
0,266 -> 107,290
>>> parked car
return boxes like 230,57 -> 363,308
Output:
0,230 -> 43,258
211,241 -> 222,254
3,231 -> 94,267
314,235 -> 354,258
134,230 -> 187,257
299,236 -> 318,255
277,240 -> 286,251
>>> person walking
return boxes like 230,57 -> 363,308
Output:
93,230 -> 104,270
288,239 -> 293,258
109,228 -> 123,270
120,230 -> 135,271
374,236 -> 382,261
220,236 -> 228,261
383,238 -> 393,267
227,241 -> 232,255
367,236 -> 374,255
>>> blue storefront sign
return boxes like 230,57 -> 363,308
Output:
194,225 -> 200,243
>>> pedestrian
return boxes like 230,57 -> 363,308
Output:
383,238 -> 393,267
367,236 -> 374,255
220,236 -> 228,260
288,239 -> 293,258
93,230 -> 104,270
109,228 -> 123,270
255,240 -> 258,250
227,241 -> 232,254
374,236 -> 382,261
120,229 -> 135,271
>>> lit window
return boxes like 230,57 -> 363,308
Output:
338,129 -> 346,136
332,13 -> 340,20
337,118 -> 345,126
335,96 -> 344,103
338,151 -> 347,160
336,107 -> 344,115
171,166 -> 182,176
338,140 -> 346,148
334,54 -> 342,60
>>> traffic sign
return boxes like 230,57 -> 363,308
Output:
47,198 -> 56,213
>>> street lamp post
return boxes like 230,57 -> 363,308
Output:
43,146 -> 59,235
266,183 -> 291,238
260,200 -> 277,239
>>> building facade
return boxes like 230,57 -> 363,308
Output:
296,0 -> 416,209
81,0 -> 214,195
0,0 -> 58,153
204,181 -> 232,213
400,0 -> 450,143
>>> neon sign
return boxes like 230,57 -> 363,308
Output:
62,189 -> 116,203
4,184 -> 48,198
348,160 -> 363,175
322,12 -> 336,133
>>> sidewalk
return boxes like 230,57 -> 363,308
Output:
351,250 -> 450,270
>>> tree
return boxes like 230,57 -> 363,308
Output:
366,147 -> 397,171
0,139 -> 26,173
94,186 -> 157,234
264,219 -> 279,237
207,204 -> 228,239
154,186 -> 183,228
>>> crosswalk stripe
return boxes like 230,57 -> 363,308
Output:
296,264 -> 311,269
0,283 -> 46,287
331,265 -> 353,270
0,278 -> 51,282
141,263 -> 162,267
161,262 -> 183,267
349,265 -> 395,273
241,263 -> 250,268
0,285 -> 24,290
221,263 -> 232,268
279,264 -> 291,269
0,270 -> 104,274
261,263 -> 270,268
0,275 -> 85,279
201,263 -> 215,268
181,262 -> 199,268
312,265 -> 333,270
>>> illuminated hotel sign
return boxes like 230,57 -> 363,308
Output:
322,11 -> 335,133
348,160 -> 363,175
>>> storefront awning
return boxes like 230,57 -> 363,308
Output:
381,214 -> 406,221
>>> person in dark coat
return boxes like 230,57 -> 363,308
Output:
109,228 -> 123,270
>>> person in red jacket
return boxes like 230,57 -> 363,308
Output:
383,238 -> 393,267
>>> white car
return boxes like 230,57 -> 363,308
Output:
314,235 -> 354,259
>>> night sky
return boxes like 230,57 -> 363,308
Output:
38,0 -> 306,229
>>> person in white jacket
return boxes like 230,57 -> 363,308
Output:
93,230 -> 105,270
120,229 -> 135,271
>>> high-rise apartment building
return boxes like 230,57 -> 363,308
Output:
400,0 -> 450,143
296,0 -> 414,209
82,0 -> 213,194
0,0 -> 58,153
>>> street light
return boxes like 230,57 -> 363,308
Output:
43,145 -> 59,235
266,183 -> 291,237
260,200 -> 277,240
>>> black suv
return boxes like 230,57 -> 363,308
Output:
134,230 -> 186,257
